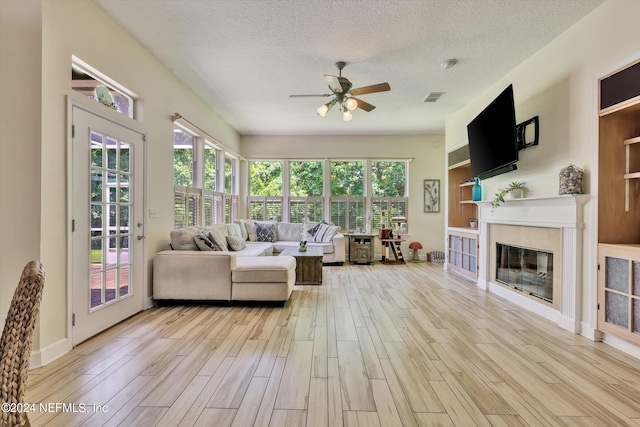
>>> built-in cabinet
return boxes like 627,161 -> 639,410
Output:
446,145 -> 480,280
447,230 -> 478,279
597,58 -> 640,345
597,244 -> 640,346
447,160 -> 477,229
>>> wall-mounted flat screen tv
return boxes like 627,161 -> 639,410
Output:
467,85 -> 518,180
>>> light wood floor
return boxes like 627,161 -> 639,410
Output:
27,262 -> 640,426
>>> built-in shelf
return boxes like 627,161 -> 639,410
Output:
460,182 -> 476,187
624,135 -> 640,211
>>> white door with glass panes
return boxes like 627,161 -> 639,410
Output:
72,107 -> 145,345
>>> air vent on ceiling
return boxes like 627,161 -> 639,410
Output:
423,92 -> 444,103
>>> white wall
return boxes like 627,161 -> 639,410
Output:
0,0 -> 42,336
445,0 -> 640,337
241,134 -> 446,257
1,0 -> 240,358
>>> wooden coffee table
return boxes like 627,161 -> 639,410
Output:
279,246 -> 323,285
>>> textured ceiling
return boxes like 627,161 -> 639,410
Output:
94,0 -> 603,135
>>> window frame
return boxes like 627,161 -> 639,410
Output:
173,122 -> 239,228
246,159 -> 409,232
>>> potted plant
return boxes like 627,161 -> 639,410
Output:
299,239 -> 307,252
491,181 -> 529,212
508,181 -> 527,199
470,218 -> 477,228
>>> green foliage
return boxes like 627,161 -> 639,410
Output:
331,161 -> 364,196
371,161 -> 406,197
491,181 -> 528,211
204,146 -> 216,190
224,156 -> 233,194
173,131 -> 194,186
290,161 -> 323,196
248,160 -> 406,199
249,161 -> 283,196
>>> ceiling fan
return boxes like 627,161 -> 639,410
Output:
290,61 -> 391,121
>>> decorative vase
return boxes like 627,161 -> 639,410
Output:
472,178 -> 482,201
511,189 -> 524,199
559,164 -> 583,195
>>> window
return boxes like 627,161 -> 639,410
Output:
372,197 -> 408,230
173,128 -> 194,187
173,124 -> 231,227
290,161 -> 323,222
250,161 -> 283,196
372,161 -> 406,197
173,127 -> 198,227
330,161 -> 364,196
204,143 -> 216,191
249,161 -> 283,222
225,154 -> 235,195
290,161 -> 323,196
371,161 -> 408,231
71,59 -> 135,119
245,159 -> 409,231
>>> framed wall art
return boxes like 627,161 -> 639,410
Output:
424,179 -> 440,213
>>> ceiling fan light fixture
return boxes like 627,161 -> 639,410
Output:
343,108 -> 353,122
317,102 -> 331,117
345,97 -> 358,111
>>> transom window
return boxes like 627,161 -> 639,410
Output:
71,59 -> 135,119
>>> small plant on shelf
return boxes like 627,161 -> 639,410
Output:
491,181 -> 528,212
470,217 -> 478,228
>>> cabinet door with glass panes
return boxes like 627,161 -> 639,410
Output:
447,231 -> 478,279
597,244 -> 640,346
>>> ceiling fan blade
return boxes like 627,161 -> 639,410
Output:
351,97 -> 376,112
289,94 -> 333,98
350,82 -> 391,96
324,74 -> 343,93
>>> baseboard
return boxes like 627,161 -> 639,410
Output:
30,337 -> 70,369
145,296 -> 156,310
601,333 -> 640,360
580,322 -> 602,342
487,281 -> 561,327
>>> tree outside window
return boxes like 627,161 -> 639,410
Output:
250,161 -> 283,196
173,129 -> 194,186
224,155 -> 234,195
290,161 -> 323,196
372,161 -> 406,197
330,161 -> 364,196
204,143 -> 216,191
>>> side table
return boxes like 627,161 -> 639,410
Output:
348,234 -> 376,264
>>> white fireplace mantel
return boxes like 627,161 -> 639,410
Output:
475,195 -> 589,334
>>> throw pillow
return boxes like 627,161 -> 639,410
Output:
312,223 -> 340,243
194,232 -> 217,251
208,228 -> 229,252
245,220 -> 257,241
307,220 -> 327,238
256,222 -> 276,242
226,235 -> 247,251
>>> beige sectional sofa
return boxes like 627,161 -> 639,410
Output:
153,221 -> 344,302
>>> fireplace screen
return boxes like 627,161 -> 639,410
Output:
496,243 -> 554,302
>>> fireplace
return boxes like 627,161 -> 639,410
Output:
476,195 -> 588,333
496,243 -> 554,302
